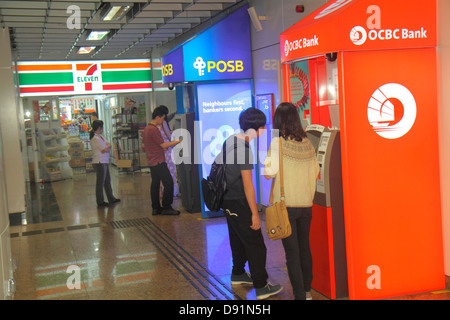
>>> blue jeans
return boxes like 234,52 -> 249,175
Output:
281,207 -> 313,300
92,163 -> 116,205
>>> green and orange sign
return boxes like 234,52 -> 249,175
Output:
17,59 -> 165,97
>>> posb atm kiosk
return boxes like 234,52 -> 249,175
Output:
306,125 -> 347,299
281,0 -> 445,299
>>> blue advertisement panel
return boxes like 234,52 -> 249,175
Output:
184,5 -> 252,82
161,47 -> 184,83
196,81 -> 254,217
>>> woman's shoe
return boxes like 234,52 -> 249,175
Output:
111,198 -> 121,204
255,283 -> 283,300
97,202 -> 109,207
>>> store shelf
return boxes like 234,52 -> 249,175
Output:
39,128 -> 73,182
112,112 -> 140,171
45,156 -> 70,164
45,145 -> 70,153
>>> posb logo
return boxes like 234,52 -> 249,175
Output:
193,57 -> 244,77
162,64 -> 174,77
367,83 -> 417,139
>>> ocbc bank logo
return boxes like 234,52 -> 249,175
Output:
349,5 -> 428,46
368,83 -> 417,140
193,57 -> 244,77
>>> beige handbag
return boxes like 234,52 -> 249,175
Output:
265,138 -> 292,240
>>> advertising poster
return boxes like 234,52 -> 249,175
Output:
183,6 -> 251,82
196,81 -> 253,216
124,96 -> 146,129
289,60 -> 310,120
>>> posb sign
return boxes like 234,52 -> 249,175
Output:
193,57 -> 245,77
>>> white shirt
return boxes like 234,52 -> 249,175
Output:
91,134 -> 110,164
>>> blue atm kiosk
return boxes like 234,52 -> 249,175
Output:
161,5 -> 256,218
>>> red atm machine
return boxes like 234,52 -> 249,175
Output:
281,0 -> 445,299
306,124 -> 347,299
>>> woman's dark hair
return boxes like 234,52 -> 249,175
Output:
90,120 -> 104,140
273,102 -> 306,142
239,107 -> 266,133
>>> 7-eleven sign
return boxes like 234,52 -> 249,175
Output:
74,63 -> 102,93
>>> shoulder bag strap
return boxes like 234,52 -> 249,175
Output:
269,137 -> 284,204
278,137 -> 285,200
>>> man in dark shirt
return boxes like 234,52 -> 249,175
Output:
220,107 -> 283,300
143,106 -> 181,215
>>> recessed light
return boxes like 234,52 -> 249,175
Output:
101,4 -> 132,21
86,31 -> 109,41
77,46 -> 96,54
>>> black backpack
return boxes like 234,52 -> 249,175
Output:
201,139 -> 237,212
201,160 -> 227,212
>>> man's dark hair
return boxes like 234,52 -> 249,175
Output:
152,105 -> 168,119
239,107 -> 266,133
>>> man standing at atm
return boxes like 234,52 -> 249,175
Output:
143,106 -> 182,215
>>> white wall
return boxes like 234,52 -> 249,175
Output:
0,28 -> 16,299
249,0 -> 328,205
438,0 -> 450,276
0,28 -> 25,214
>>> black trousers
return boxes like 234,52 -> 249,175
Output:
222,198 -> 268,289
150,162 -> 174,210
92,163 -> 116,205
281,207 -> 313,300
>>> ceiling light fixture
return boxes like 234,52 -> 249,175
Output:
101,3 -> 133,21
77,46 -> 96,54
86,30 -> 110,41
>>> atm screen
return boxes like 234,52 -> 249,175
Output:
306,130 -> 322,152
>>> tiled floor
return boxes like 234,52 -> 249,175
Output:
9,168 -> 450,300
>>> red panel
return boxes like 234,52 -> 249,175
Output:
308,57 -> 332,127
339,48 -> 444,299
102,83 -> 151,90
20,86 -> 74,93
310,204 -> 336,299
280,0 -> 437,63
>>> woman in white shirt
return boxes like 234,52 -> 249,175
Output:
264,102 -> 320,300
90,120 -> 120,207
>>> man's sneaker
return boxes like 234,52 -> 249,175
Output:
231,271 -> 253,285
255,282 -> 283,300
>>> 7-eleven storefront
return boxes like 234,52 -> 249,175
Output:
17,59 -> 165,182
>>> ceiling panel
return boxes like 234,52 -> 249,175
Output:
0,0 -> 243,61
